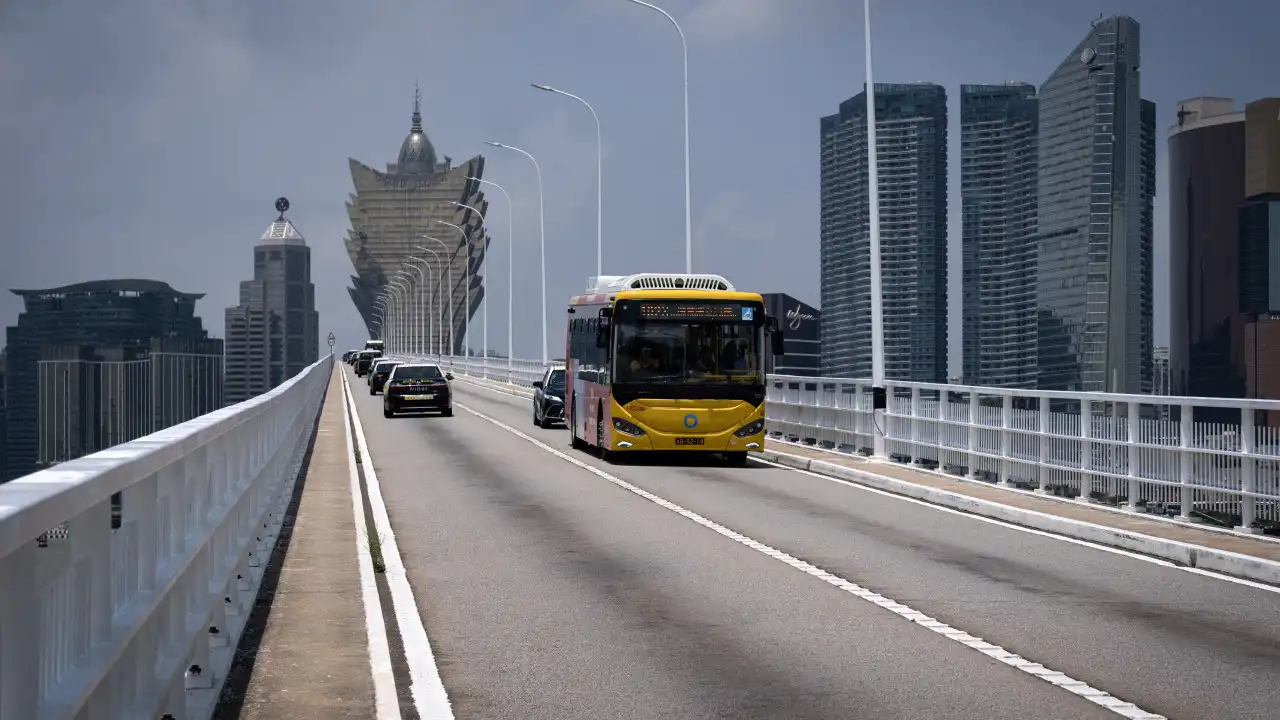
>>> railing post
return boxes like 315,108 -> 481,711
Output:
1037,399 -> 1050,493
999,394 -> 1012,486
1126,401 -> 1140,511
1178,404 -> 1195,521
967,391 -> 979,477
1079,399 -> 1093,502
0,544 -> 40,718
1239,406 -> 1257,532
909,386 -> 920,463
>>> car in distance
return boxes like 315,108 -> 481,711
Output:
369,359 -> 401,394
383,363 -> 454,418
355,349 -> 382,377
531,366 -> 567,428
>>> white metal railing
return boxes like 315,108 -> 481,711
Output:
767,374 -> 1280,532
377,351 -> 1280,533
0,354 -> 333,719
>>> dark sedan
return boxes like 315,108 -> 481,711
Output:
383,363 -> 454,417
369,360 -> 401,394
531,367 -> 566,428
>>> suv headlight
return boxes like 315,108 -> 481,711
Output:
734,419 -> 765,438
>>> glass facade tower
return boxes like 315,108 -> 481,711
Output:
1036,15 -> 1155,394
961,83 -> 1039,388
819,83 -> 948,382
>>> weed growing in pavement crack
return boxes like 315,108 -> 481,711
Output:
364,527 -> 387,573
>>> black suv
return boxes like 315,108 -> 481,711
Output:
369,360 -> 401,394
355,350 -> 382,377
531,366 -> 566,428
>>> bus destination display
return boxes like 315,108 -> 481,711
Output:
636,302 -> 751,321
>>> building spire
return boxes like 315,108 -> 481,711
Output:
411,81 -> 423,134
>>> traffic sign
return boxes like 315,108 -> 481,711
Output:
327,332 -> 336,348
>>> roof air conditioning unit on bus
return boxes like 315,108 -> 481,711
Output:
593,273 -> 735,293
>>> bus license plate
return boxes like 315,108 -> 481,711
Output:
675,437 -> 704,446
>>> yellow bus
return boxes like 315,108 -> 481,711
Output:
564,273 -> 784,465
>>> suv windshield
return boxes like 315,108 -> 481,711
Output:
373,361 -> 399,374
393,365 -> 444,381
546,369 -> 565,391
612,302 -> 762,384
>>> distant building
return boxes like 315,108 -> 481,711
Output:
1167,97 -> 1247,403
3,279 -> 221,481
1036,15 -> 1156,394
960,82 -> 1039,389
762,294 -> 820,377
1152,346 -> 1170,396
35,338 -> 223,466
1238,98 -> 1280,404
345,89 -> 490,354
0,352 -> 7,478
819,82 -> 948,382
224,203 -> 319,405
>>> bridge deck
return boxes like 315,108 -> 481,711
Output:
214,368 -> 377,719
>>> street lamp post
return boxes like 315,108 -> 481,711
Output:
863,0 -> 886,459
408,253 -> 439,356
620,0 -> 691,272
391,274 -> 414,353
419,236 -> 453,359
413,245 -> 445,356
467,176 -> 516,382
455,201 -> 489,376
531,84 -> 603,277
434,219 -> 471,363
389,279 -> 410,355
401,262 -> 428,356
486,141 -> 548,365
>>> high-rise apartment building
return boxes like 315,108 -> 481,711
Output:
1036,15 -> 1156,394
224,202 -> 319,405
960,83 -> 1039,388
1167,98 -> 1247,401
4,280 -> 221,481
819,83 -> 948,381
1238,98 -> 1280,403
345,90 -> 489,354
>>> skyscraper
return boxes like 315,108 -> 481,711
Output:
819,83 -> 948,382
1238,97 -> 1280,404
1036,15 -> 1156,394
224,200 -> 319,405
1167,97 -> 1247,401
960,83 -> 1039,388
4,280 -> 221,480
345,89 -> 489,355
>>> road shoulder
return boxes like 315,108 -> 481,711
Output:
215,367 -> 377,719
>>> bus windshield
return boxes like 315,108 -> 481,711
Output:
612,301 -> 762,384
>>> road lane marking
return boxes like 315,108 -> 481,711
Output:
343,370 -> 457,719
453,398 -> 1165,719
456,377 -> 1280,596
339,370 -> 402,719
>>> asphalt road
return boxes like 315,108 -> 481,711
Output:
348,367 -> 1280,720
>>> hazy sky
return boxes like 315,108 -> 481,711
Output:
1,0 -> 1275,375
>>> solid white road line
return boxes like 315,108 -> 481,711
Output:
342,371 -> 456,719
339,371 -> 402,719
452,399 -> 1166,720
458,377 -> 1280,596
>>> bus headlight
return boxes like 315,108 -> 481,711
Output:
613,418 -> 645,436
734,419 -> 765,438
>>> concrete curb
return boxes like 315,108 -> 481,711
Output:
762,448 -> 1280,588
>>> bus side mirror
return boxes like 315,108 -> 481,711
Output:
595,320 -> 611,348
771,328 -> 785,356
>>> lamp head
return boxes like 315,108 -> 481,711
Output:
485,141 -> 502,148
531,83 -> 554,92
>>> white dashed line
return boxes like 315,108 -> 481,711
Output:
453,399 -> 1166,719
